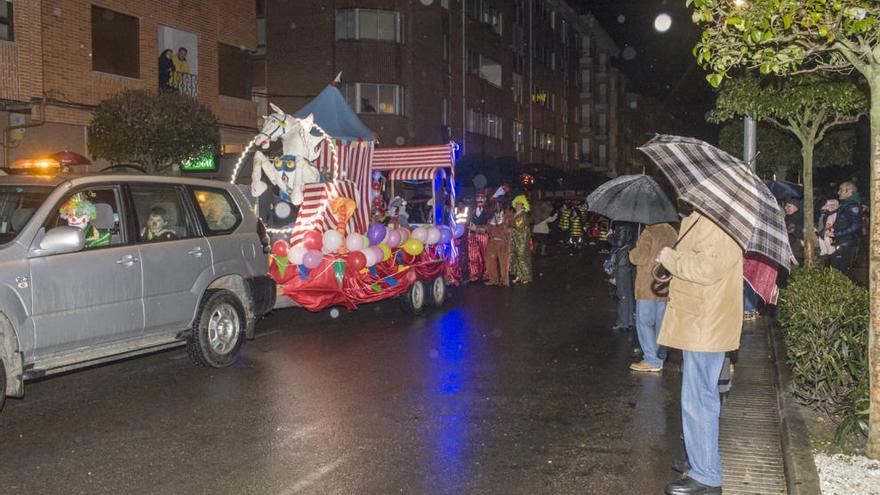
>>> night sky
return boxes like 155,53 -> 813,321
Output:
574,0 -> 717,139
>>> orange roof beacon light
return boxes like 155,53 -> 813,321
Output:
9,158 -> 61,175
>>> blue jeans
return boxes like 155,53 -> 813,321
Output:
635,300 -> 667,367
743,282 -> 758,312
682,350 -> 726,487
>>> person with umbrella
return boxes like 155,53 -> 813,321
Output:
586,174 -> 681,343
628,219 -> 678,373
639,135 -> 793,495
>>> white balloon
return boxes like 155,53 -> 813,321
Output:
323,230 -> 343,254
289,245 -> 308,265
361,248 -> 379,267
425,227 -> 441,245
274,201 -> 292,219
412,227 -> 428,242
345,233 -> 365,252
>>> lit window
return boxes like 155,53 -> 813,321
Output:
342,83 -> 405,116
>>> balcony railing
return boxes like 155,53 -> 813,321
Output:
159,73 -> 199,98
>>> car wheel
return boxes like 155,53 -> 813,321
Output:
0,356 -> 6,412
187,290 -> 246,368
401,280 -> 426,315
429,277 -> 447,307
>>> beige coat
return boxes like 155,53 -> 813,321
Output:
658,212 -> 744,353
629,223 -> 678,301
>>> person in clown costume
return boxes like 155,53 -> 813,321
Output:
466,190 -> 492,282
59,195 -> 110,248
510,194 -> 533,284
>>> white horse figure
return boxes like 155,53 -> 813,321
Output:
251,103 -> 325,206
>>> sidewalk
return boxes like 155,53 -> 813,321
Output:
718,317 -> 820,495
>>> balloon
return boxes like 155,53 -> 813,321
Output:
367,224 -> 387,246
322,230 -> 343,254
362,248 -> 379,267
348,250 -> 367,271
302,231 -> 323,251
412,227 -> 428,242
345,233 -> 365,252
362,235 -> 370,249
302,249 -> 323,269
289,245 -> 308,265
368,246 -> 384,264
402,238 -> 424,256
378,243 -> 392,262
425,227 -> 441,245
438,226 -> 453,244
453,223 -> 465,239
274,202 -> 291,219
272,240 -> 289,257
398,228 -> 410,244
385,229 -> 401,248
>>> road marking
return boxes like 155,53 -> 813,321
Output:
277,455 -> 350,495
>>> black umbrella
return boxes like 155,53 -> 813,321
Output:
586,174 -> 679,225
766,180 -> 803,200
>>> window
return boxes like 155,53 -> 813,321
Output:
466,108 -> 503,139
255,17 -> 266,55
599,112 -> 607,133
51,188 -> 125,249
336,9 -> 402,43
561,137 -> 569,162
130,184 -> 197,243
598,144 -> 607,166
583,137 -> 591,159
0,0 -> 13,42
0,185 -> 51,246
561,98 -> 568,123
441,0 -> 449,9
513,121 -> 524,152
442,98 -> 449,126
573,141 -> 581,162
91,6 -> 139,78
192,188 -> 241,234
219,43 -> 252,99
467,51 -> 501,87
341,83 -> 405,115
599,83 -> 607,100
583,103 -> 591,124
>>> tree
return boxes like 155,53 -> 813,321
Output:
89,90 -> 220,174
687,0 -> 880,457
712,73 -> 866,266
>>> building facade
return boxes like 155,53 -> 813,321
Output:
0,0 -> 257,169
256,0 -> 626,175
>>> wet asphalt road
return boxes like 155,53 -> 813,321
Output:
0,250 -> 684,494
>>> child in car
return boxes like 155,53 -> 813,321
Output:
140,206 -> 178,242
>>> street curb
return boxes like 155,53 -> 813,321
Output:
767,321 -> 822,495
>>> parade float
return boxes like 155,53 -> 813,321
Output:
229,83 -> 460,314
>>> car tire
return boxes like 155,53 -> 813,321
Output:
428,277 -> 447,307
187,290 -> 246,368
0,356 -> 6,412
401,280 -> 426,315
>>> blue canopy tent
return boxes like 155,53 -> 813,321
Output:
294,85 -> 375,142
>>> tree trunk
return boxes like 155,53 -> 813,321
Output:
802,144 -> 816,267
868,74 -> 880,459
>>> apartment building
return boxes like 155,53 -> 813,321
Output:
0,0 -> 257,169
255,0 -> 626,175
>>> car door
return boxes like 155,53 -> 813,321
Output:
28,186 -> 145,359
128,183 -> 213,334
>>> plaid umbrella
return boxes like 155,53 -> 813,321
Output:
586,174 -> 679,225
637,135 -> 793,303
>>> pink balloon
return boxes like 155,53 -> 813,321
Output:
361,248 -> 379,267
385,229 -> 401,248
368,246 -> 384,264
302,249 -> 324,269
412,227 -> 428,242
345,233 -> 365,252
398,228 -> 410,244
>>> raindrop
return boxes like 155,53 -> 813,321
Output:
617,15 -> 626,23
429,349 -> 439,359
622,46 -> 637,61
290,22 -> 297,29
330,308 -> 340,318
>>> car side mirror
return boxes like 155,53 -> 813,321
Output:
34,226 -> 85,256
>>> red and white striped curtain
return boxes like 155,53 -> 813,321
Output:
314,139 -> 373,235
289,181 -> 360,247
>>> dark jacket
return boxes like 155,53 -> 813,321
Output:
832,199 -> 862,245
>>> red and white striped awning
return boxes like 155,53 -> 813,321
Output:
387,167 -> 443,181
372,143 -> 455,173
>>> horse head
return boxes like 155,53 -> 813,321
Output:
255,102 -> 290,150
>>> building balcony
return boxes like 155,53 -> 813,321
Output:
159,73 -> 199,98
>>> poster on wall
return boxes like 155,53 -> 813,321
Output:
157,25 -> 199,96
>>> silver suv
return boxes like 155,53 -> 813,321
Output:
0,174 -> 274,411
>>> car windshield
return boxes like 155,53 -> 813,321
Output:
0,185 -> 53,246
